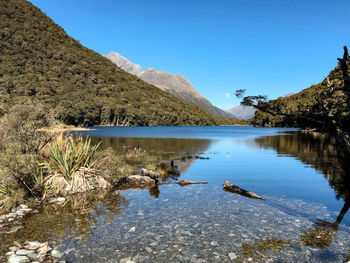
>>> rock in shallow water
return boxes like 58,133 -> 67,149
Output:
15,249 -> 34,256
145,247 -> 153,253
120,257 -> 135,263
7,254 -> 30,263
6,226 -> 24,234
24,241 -> 43,250
118,175 -> 156,186
51,249 -> 63,258
228,252 -> 237,260
36,244 -> 51,255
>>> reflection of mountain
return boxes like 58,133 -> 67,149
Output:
253,132 -> 350,202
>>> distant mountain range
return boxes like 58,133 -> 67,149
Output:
105,52 -> 234,118
226,106 -> 256,120
225,93 -> 295,120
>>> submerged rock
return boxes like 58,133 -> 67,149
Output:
7,254 -> 30,263
6,226 -> 24,234
36,244 -> 51,255
141,168 -> 160,180
15,249 -> 34,256
228,252 -> 237,260
51,249 -> 63,258
145,247 -> 153,253
24,241 -> 44,250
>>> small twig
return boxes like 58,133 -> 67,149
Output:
13,167 -> 36,197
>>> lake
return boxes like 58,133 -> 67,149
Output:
1,126 -> 350,262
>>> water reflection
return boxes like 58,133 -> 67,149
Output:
249,131 -> 350,259
92,137 -> 212,158
253,132 -> 350,202
93,136 -> 213,177
0,190 -> 128,252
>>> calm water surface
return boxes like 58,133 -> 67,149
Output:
2,126 -> 350,262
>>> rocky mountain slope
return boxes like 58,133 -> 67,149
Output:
226,106 -> 256,120
105,52 -> 233,118
0,0 -> 232,126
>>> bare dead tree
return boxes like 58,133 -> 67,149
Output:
337,46 -> 349,90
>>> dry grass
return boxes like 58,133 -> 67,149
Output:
44,167 -> 111,197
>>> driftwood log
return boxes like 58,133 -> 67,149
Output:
117,169 -> 207,188
223,180 -> 264,200
157,180 -> 208,186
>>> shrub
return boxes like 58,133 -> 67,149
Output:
0,101 -> 53,207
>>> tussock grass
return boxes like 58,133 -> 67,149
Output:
46,134 -> 100,180
43,134 -> 112,196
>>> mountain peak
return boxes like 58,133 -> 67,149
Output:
105,51 -> 234,118
104,51 -> 143,76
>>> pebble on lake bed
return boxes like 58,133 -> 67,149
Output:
4,241 -> 68,263
0,204 -> 35,229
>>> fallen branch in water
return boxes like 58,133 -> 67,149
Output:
223,180 -> 264,200
157,180 -> 208,186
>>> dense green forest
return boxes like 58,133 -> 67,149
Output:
0,0 -> 241,126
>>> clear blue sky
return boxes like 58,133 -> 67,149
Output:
29,0 -> 349,110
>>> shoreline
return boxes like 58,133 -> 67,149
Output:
37,126 -> 96,133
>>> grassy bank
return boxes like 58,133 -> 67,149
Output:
0,102 -> 131,212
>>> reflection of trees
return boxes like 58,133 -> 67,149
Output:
2,190 -> 128,246
245,132 -> 350,259
92,137 -> 212,157
92,136 -> 213,175
253,132 -> 350,202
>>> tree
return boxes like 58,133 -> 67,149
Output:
234,89 -> 268,110
337,46 -> 349,90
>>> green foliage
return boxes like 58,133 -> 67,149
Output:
46,134 -> 100,180
0,0 -> 240,126
0,184 -> 7,195
30,166 -> 45,196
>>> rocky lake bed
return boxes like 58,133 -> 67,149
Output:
1,126 -> 350,262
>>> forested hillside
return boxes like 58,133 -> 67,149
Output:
0,0 -> 237,126
250,47 -> 350,151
